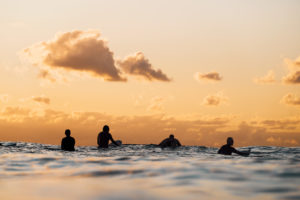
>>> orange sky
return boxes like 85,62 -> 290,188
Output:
0,0 -> 300,146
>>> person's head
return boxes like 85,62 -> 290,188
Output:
103,125 -> 109,132
169,134 -> 174,139
65,129 -> 71,137
227,137 -> 234,146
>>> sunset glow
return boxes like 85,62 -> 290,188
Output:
0,0 -> 299,146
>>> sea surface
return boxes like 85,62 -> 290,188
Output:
0,142 -> 299,200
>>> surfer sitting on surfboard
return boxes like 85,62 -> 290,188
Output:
218,137 -> 250,156
97,125 -> 120,148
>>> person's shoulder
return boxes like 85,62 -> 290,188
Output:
229,146 -> 236,150
98,132 -> 104,136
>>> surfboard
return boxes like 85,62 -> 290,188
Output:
109,140 -> 122,147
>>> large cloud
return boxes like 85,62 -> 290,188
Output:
118,52 -> 171,81
0,106 -> 299,147
281,93 -> 300,106
23,31 -> 171,83
195,72 -> 222,82
24,30 -> 126,82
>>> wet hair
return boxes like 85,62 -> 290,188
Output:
103,125 -> 109,132
169,134 -> 174,139
65,129 -> 71,136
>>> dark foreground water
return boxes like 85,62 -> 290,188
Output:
0,142 -> 299,200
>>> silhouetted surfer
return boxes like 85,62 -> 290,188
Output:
61,129 -> 75,151
218,137 -> 250,156
97,125 -> 120,148
159,134 -> 181,148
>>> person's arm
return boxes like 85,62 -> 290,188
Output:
109,134 -> 119,146
97,134 -> 100,146
232,148 -> 250,156
61,139 -> 65,150
176,140 -> 181,146
217,146 -> 223,154
159,139 -> 167,147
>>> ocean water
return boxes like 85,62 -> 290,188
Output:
0,142 -> 299,200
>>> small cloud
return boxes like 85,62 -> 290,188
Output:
32,95 -> 50,105
118,52 -> 171,82
202,92 -> 228,106
38,70 -> 56,83
195,72 -> 222,82
281,93 -> 300,106
254,70 -> 276,84
282,56 -> 300,84
23,30 -> 126,82
283,71 -> 300,84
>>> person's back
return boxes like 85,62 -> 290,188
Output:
97,125 -> 119,148
159,134 -> 181,148
98,131 -> 112,148
218,144 -> 236,155
61,129 -> 75,151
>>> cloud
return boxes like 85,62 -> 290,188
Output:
281,93 -> 300,106
23,30 -> 126,82
32,95 -> 50,105
202,92 -> 228,106
195,72 -> 222,82
38,69 -> 56,83
282,56 -> 300,84
0,106 -> 299,146
254,70 -> 276,84
258,118 -> 300,130
1,106 -> 31,116
118,52 -> 171,81
283,71 -> 300,84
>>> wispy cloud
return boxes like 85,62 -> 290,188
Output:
32,95 -> 50,105
118,52 -> 171,82
195,72 -> 222,82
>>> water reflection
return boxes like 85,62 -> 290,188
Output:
0,142 -> 299,200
